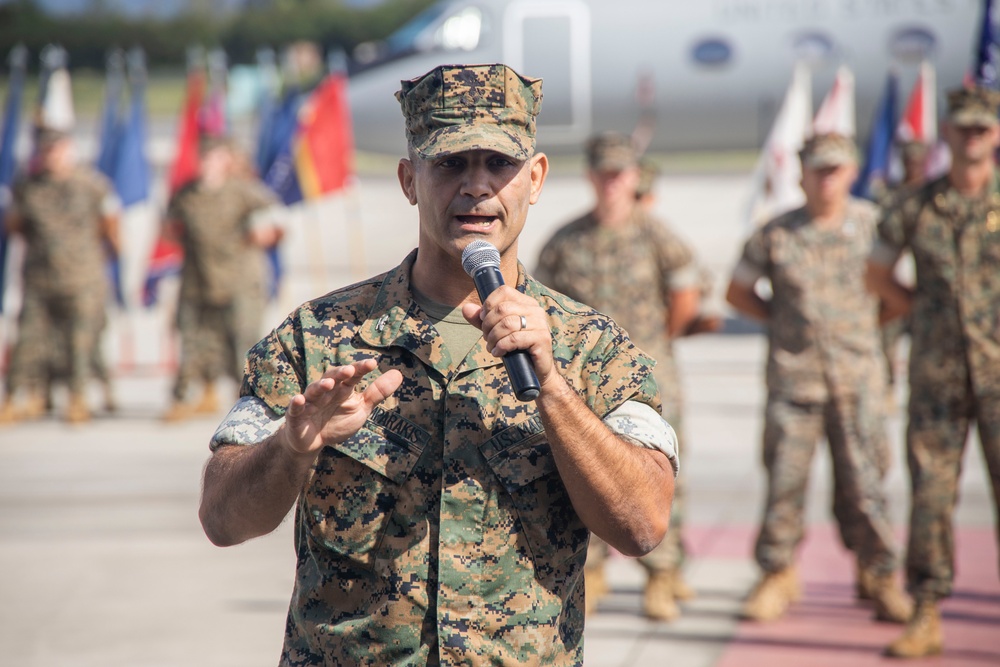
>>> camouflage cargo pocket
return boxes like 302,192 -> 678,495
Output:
487,432 -> 589,572
304,422 -> 424,569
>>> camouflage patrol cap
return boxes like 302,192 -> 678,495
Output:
198,134 -> 236,156
34,126 -> 70,151
947,86 -> 1000,127
586,132 -> 638,171
798,133 -> 858,168
897,139 -> 929,160
636,157 -> 661,197
396,63 -> 543,160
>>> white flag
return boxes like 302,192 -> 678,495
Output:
40,67 -> 75,131
813,65 -> 855,137
747,61 -> 812,227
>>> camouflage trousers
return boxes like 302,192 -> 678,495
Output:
754,393 -> 899,576
587,412 -> 686,573
905,387 -> 1000,602
5,287 -> 106,397
172,294 -> 262,401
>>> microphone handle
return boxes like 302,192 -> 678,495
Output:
472,266 -> 541,401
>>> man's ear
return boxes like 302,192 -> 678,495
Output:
398,158 -> 417,205
528,152 -> 549,205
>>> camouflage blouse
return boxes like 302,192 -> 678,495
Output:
733,199 -> 886,402
167,177 -> 277,305
872,173 -> 1000,401
235,251 -> 661,666
12,167 -> 118,297
534,208 -> 698,413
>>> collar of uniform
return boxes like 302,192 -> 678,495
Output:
357,250 -> 534,377
933,171 -> 1000,213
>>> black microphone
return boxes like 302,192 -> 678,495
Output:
461,240 -> 541,401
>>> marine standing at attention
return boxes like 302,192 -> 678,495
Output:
726,133 -> 911,625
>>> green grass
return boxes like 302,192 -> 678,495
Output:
0,71 -> 188,118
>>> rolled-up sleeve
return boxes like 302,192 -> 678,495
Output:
603,400 -> 679,476
210,396 -> 284,451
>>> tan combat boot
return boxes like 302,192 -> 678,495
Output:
0,399 -> 20,425
22,391 -> 47,419
741,566 -> 800,621
194,381 -> 220,415
162,401 -> 192,423
671,569 -> 697,601
643,570 -> 680,622
584,566 -> 608,616
856,564 -> 875,601
870,574 -> 913,623
65,394 -> 91,424
885,600 -> 942,658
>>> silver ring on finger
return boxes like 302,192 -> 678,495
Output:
519,315 -> 527,330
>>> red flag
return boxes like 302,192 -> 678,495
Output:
168,70 -> 204,194
294,73 -> 354,199
897,60 -> 937,143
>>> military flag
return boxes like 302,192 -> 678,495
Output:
852,72 -> 898,200
145,62 -> 204,308
113,48 -> 151,208
96,50 -> 125,178
747,62 -> 812,226
0,45 -> 27,314
36,45 -> 75,134
974,0 -> 1000,88
294,71 -> 355,199
813,65 -> 856,137
168,67 -> 205,194
263,71 -> 354,205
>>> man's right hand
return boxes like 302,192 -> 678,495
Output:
281,359 -> 403,457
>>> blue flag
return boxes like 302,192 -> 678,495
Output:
96,51 -> 125,178
852,72 -> 898,200
0,45 -> 28,314
975,0 -> 1000,88
113,77 -> 150,207
261,89 -> 307,205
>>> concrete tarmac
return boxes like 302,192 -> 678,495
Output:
0,171 -> 996,666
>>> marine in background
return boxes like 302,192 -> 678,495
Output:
726,132 -> 911,625
0,127 -> 120,424
536,133 -> 702,622
161,136 -> 284,422
867,86 -> 1000,659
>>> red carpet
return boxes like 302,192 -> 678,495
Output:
689,524 -> 1000,666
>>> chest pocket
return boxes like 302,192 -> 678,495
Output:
303,412 -> 426,569
485,430 -> 589,574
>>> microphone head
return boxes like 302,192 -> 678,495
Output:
461,239 -> 501,276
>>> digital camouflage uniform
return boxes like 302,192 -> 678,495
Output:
872,172 -> 1000,602
5,167 -> 116,398
535,208 -> 698,572
217,253 -> 663,665
734,198 -> 899,576
167,177 -> 277,401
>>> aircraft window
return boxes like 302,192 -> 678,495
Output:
384,3 -> 450,55
439,7 -> 483,51
352,4 -> 486,73
792,32 -> 836,63
691,38 -> 734,67
889,26 -> 936,63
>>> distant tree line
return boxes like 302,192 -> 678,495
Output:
0,0 -> 438,71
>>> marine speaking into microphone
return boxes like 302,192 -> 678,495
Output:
462,239 -> 541,401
